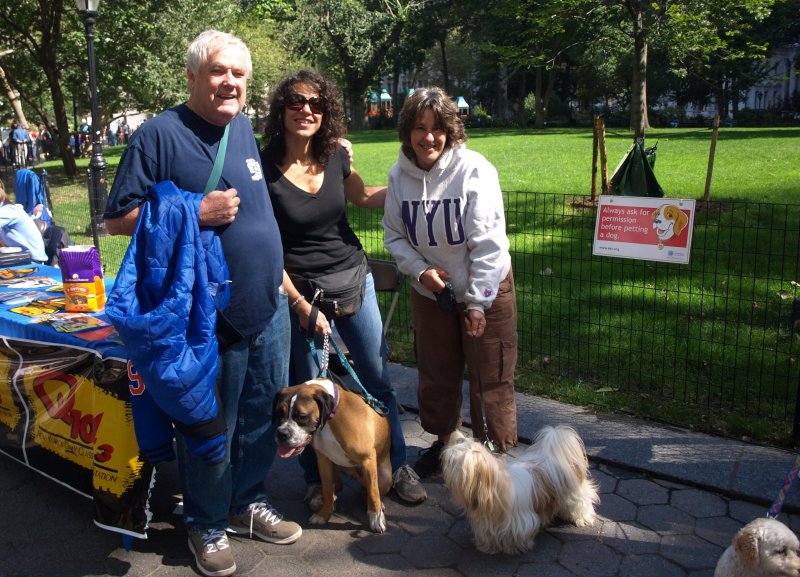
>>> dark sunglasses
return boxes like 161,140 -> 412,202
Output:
284,93 -> 324,114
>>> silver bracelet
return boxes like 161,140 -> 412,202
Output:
290,295 -> 306,309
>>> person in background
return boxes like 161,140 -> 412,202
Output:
36,126 -> 48,162
108,118 -> 119,146
28,127 -> 38,165
12,123 -> 30,168
1,126 -> 10,162
383,86 -> 519,479
261,69 -> 427,509
103,29 -> 299,577
0,182 -> 48,264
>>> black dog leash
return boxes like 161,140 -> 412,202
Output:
471,332 -> 499,453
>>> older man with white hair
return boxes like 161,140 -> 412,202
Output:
104,30 -> 298,577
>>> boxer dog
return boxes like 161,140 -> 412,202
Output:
273,378 -> 392,533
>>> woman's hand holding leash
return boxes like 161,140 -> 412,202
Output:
283,271 -> 331,336
422,267 -> 485,336
465,309 -> 486,338
295,299 -> 331,336
419,266 -> 449,292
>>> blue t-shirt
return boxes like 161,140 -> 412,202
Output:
0,204 -> 47,262
105,104 -> 283,335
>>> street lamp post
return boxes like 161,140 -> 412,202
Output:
75,0 -> 107,250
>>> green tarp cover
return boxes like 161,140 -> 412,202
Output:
610,141 -> 664,197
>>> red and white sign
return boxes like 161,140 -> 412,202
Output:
593,196 -> 696,264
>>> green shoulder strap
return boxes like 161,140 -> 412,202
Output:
203,123 -> 230,194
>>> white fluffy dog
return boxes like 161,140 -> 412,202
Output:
714,517 -> 800,577
440,426 -> 599,555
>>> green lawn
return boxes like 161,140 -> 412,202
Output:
350,126 -> 800,203
31,126 -> 800,446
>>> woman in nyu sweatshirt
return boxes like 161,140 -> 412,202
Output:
383,87 -> 518,478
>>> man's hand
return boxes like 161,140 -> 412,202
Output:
200,188 -> 240,226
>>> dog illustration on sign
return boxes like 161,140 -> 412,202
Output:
652,203 -> 689,249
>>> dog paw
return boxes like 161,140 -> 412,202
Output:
309,513 -> 328,526
572,512 -> 597,527
304,484 -> 328,513
368,510 -> 386,533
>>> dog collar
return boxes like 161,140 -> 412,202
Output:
304,378 -> 339,419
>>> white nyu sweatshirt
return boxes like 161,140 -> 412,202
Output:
383,145 -> 511,313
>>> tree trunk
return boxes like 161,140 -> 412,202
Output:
46,67 -> 78,177
715,86 -> 728,120
534,67 -> 546,129
438,33 -> 450,95
4,0 -> 78,176
544,64 -> 557,116
0,64 -> 31,129
495,64 -> 509,122
392,64 -> 401,121
628,1 -> 649,140
346,75 -> 370,131
515,70 -> 527,127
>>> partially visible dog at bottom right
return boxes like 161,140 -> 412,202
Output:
440,425 -> 599,555
714,517 -> 800,577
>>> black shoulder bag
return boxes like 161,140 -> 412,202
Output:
290,254 -> 369,320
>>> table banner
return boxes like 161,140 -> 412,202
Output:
0,299 -> 154,538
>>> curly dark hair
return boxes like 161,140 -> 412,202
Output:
397,86 -> 466,162
262,70 -> 345,166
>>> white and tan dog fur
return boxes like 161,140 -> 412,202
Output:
440,426 -> 599,555
273,378 -> 392,533
714,517 -> 800,577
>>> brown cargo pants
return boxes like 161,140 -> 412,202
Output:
411,270 -> 518,452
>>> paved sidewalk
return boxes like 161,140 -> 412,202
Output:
1,362 -> 799,577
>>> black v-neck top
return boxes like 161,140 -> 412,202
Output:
262,148 -> 363,277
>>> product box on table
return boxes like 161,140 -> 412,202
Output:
58,245 -> 106,311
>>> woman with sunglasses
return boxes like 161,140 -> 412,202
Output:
261,70 -> 427,509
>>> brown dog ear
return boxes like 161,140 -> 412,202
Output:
733,525 -> 761,567
672,207 -> 689,237
272,388 -> 293,423
313,388 -> 336,430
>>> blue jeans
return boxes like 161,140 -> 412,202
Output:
177,294 -> 289,531
290,272 -> 406,483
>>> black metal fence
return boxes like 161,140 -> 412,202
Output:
5,164 -> 799,443
348,193 -> 800,441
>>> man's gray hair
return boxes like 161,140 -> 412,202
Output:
186,30 -> 252,78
